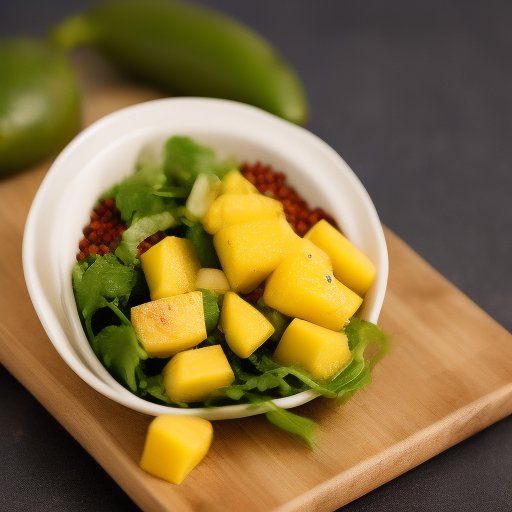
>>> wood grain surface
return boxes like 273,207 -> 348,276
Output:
1,52 -> 511,512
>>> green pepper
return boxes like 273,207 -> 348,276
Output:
0,38 -> 81,177
50,0 -> 308,125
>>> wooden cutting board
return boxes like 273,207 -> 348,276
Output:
1,53 -> 511,512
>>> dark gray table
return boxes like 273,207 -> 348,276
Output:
1,1 -> 511,510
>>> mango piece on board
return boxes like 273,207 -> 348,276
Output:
263,249 -> 362,331
214,218 -> 284,294
218,170 -> 259,195
220,291 -> 274,358
163,345 -> 235,402
304,219 -> 376,297
196,268 -> 230,292
140,236 -> 201,301
202,193 -> 283,234
140,415 -> 213,485
131,292 -> 206,358
273,318 -> 351,380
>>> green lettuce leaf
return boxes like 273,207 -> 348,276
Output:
115,211 -> 180,265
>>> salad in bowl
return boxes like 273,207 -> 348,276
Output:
23,98 -> 388,443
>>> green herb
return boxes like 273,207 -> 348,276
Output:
72,253 -> 138,339
247,394 -> 317,448
92,324 -> 147,392
115,211 -> 179,265
164,136 -> 233,190
185,222 -> 221,268
201,289 -> 221,334
113,160 -> 169,225
254,299 -> 292,343
265,404 -> 318,448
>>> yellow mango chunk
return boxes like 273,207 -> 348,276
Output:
140,415 -> 213,485
264,250 -> 362,331
220,292 -> 274,358
195,268 -> 230,293
202,193 -> 283,234
274,318 -> 351,380
218,170 -> 259,195
140,236 -> 201,301
214,218 -> 285,294
278,214 -> 330,262
305,219 -> 376,297
131,292 -> 206,358
163,345 -> 235,402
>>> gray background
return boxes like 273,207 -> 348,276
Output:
1,1 -> 511,510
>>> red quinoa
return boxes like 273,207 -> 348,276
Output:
241,161 -> 338,236
78,162 -> 338,261
76,199 -> 166,261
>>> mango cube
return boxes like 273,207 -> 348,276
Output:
220,292 -> 274,358
202,193 -> 283,234
163,345 -> 235,402
141,236 -> 201,301
274,318 -> 351,380
264,249 -> 362,331
214,218 -> 284,294
195,268 -> 230,293
140,415 -> 213,484
278,214 -> 330,262
218,170 -> 259,195
131,292 -> 206,358
305,219 -> 376,297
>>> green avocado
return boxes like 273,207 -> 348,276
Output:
0,38 -> 81,176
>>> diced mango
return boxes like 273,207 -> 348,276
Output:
214,218 -> 284,294
263,249 -> 363,331
218,170 -> 259,195
163,345 -> 235,402
140,415 -> 213,484
202,193 -> 283,234
220,292 -> 274,358
196,268 -> 230,293
140,236 -> 201,301
304,219 -> 376,297
131,292 -> 206,358
273,318 -> 351,380
278,214 -> 330,262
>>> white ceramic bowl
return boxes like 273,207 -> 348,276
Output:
23,98 -> 388,420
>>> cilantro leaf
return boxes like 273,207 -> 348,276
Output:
73,253 -> 138,321
114,160 -> 171,225
93,324 -> 147,392
163,136 -> 233,190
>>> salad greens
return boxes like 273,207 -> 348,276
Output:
72,136 -> 388,448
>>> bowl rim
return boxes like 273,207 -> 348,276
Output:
23,97 -> 388,420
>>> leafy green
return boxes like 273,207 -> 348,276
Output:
163,136 -> 234,190
115,211 -> 179,265
92,324 -> 147,392
186,222 -> 221,268
113,160 -> 171,225
217,317 -> 388,404
72,253 -> 138,337
138,373 -> 189,408
254,299 -> 292,343
265,403 -> 318,448
201,289 -> 221,334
